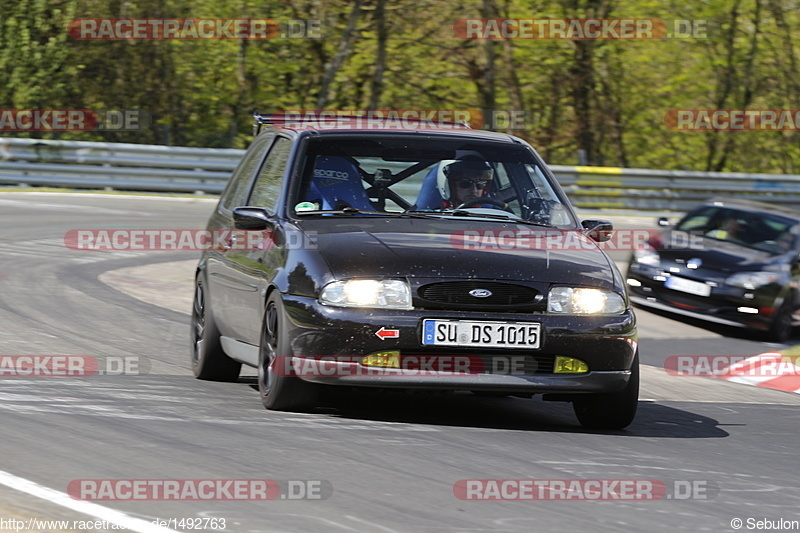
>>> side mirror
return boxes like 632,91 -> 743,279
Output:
657,217 -> 671,227
581,219 -> 613,242
232,207 -> 274,230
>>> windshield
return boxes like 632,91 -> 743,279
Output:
291,136 -> 576,228
676,205 -> 798,255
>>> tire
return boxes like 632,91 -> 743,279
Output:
765,292 -> 795,343
258,292 -> 319,411
190,275 -> 241,381
572,352 -> 639,430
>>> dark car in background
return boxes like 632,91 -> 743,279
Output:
626,198 -> 800,341
190,114 -> 639,429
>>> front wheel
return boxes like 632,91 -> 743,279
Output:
765,293 -> 795,343
572,352 -> 639,430
258,292 -> 319,411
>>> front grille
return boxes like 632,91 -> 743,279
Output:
400,352 -> 555,375
418,281 -> 541,310
475,354 -> 554,374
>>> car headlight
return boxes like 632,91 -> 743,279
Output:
633,247 -> 660,267
548,287 -> 626,314
726,272 -> 780,290
319,279 -> 412,309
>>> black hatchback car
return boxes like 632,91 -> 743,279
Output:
626,198 -> 800,342
191,114 -> 638,429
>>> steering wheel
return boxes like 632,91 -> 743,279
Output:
457,197 -> 515,214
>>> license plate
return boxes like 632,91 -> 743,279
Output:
665,275 -> 711,297
422,320 -> 541,349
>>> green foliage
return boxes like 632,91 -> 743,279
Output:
1,0 -> 800,172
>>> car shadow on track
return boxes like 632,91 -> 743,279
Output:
242,379 -> 728,438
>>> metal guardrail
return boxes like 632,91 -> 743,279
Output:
0,138 -> 240,194
3,137 -> 800,211
552,166 -> 800,212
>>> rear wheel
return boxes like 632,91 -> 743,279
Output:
191,276 -> 241,381
572,352 -> 639,430
258,292 -> 319,411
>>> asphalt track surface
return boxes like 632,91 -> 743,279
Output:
1,192 -> 799,533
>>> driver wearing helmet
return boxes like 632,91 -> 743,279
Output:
439,158 -> 494,208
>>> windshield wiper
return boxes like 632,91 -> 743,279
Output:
297,207 -> 553,226
433,209 -> 553,227
296,207 -> 440,219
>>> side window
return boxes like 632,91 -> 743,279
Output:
219,134 -> 274,211
677,207 -> 715,231
249,137 -> 292,213
493,162 -> 511,189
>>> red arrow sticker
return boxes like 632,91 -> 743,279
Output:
375,327 -> 400,340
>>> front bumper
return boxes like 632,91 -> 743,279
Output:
280,294 -> 637,394
625,264 -> 779,331
292,360 -> 630,393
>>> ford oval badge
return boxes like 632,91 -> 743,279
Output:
469,289 -> 492,298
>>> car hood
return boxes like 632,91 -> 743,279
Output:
657,234 -> 782,273
297,218 -> 618,289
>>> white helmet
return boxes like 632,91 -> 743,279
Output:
437,157 -> 494,200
